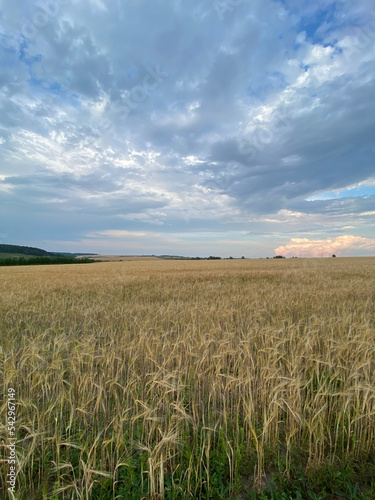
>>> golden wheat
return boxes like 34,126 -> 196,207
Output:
0,258 -> 374,498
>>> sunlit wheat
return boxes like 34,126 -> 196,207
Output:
0,258 -> 374,498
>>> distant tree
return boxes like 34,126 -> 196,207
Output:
229,256 -> 233,259
0,256 -> 95,267
332,254 -> 336,258
241,256 -> 245,259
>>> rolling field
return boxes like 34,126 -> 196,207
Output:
76,255 -> 162,262
1,258 -> 375,499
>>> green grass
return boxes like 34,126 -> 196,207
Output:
247,459 -> 375,500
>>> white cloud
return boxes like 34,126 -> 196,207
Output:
274,235 -> 375,257
87,230 -> 148,239
282,154 -> 301,165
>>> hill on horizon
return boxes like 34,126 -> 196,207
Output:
0,244 -> 97,259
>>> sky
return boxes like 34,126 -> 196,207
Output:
0,0 -> 374,257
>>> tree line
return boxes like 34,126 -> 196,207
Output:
0,257 -> 96,267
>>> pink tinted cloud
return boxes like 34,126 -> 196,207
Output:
274,235 -> 375,257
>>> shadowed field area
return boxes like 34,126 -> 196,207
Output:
0,258 -> 374,499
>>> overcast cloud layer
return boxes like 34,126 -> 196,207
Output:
0,0 -> 374,257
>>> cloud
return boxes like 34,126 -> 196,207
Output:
87,230 -> 149,239
0,0 -> 374,255
274,235 -> 375,257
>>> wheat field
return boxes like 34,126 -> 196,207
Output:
1,258 -> 374,499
